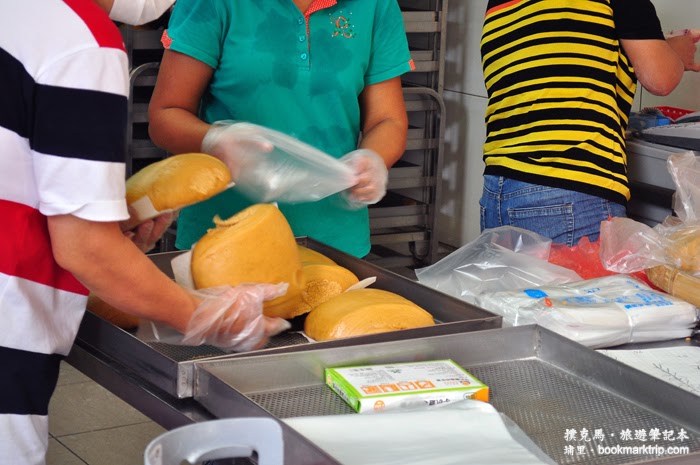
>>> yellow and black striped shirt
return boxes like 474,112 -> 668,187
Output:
481,0 -> 664,205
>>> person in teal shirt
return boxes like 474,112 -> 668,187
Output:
148,0 -> 414,258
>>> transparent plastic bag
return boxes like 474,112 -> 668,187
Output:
600,151 -> 700,274
415,226 -> 581,305
203,121 -> 356,203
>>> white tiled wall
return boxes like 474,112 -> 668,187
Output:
439,0 -> 700,248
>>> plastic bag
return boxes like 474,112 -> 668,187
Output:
600,151 -> 700,274
415,226 -> 581,305
548,237 -> 617,280
475,275 -> 698,348
203,121 -> 355,203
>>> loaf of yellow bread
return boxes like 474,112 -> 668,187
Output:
298,245 -> 337,265
304,288 -> 435,341
86,293 -> 140,330
126,152 -> 231,213
191,204 -> 304,319
291,263 -> 359,315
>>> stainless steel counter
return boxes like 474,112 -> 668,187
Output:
66,237 -> 700,464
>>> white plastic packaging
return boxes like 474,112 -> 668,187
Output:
475,275 -> 698,349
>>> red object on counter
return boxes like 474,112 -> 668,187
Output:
654,106 -> 696,121
548,237 -> 659,288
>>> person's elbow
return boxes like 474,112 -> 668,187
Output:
636,59 -> 684,96
147,103 -> 167,148
640,74 -> 683,96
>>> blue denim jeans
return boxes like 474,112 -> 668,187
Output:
479,175 -> 627,246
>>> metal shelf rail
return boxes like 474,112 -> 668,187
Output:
367,0 -> 447,269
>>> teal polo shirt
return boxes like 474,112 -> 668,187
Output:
164,0 -> 413,257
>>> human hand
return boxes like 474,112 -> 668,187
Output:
184,283 -> 291,352
122,211 -> 176,253
201,121 -> 273,179
666,30 -> 700,72
340,149 -> 388,207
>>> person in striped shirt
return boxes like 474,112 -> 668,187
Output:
479,0 -> 700,246
0,1 -> 289,464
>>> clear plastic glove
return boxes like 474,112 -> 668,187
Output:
122,211 -> 176,253
183,283 -> 292,352
340,149 -> 388,208
201,121 -> 274,179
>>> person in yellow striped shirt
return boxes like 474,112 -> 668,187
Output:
479,0 -> 700,246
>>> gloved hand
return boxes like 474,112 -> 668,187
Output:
201,121 -> 273,180
340,149 -> 389,207
183,283 -> 291,352
122,211 -> 176,253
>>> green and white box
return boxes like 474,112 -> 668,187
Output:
325,359 -> 489,414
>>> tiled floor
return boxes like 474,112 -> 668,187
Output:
47,362 -> 165,465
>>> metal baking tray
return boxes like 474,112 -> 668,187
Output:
74,237 -> 500,398
193,325 -> 700,465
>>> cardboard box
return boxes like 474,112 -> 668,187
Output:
325,359 -> 489,413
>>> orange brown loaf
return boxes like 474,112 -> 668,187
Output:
291,263 -> 360,316
86,294 -> 140,330
297,245 -> 337,266
304,288 -> 435,341
126,153 -> 231,212
191,204 -> 305,319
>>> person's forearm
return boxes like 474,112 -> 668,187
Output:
621,38 -> 685,96
359,118 -> 407,168
48,214 -> 197,332
148,107 -> 211,155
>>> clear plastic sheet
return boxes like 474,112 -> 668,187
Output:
203,121 -> 356,203
414,227 -> 581,305
601,151 -> 700,275
284,400 -> 556,465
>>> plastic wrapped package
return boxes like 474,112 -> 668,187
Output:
202,121 -> 356,203
415,227 -> 581,305
475,275 -> 698,349
284,400 -> 555,465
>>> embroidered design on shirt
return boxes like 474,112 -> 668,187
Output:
330,11 -> 355,38
161,29 -> 172,49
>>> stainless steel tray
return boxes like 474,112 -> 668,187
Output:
74,237 -> 501,398
193,325 -> 700,465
